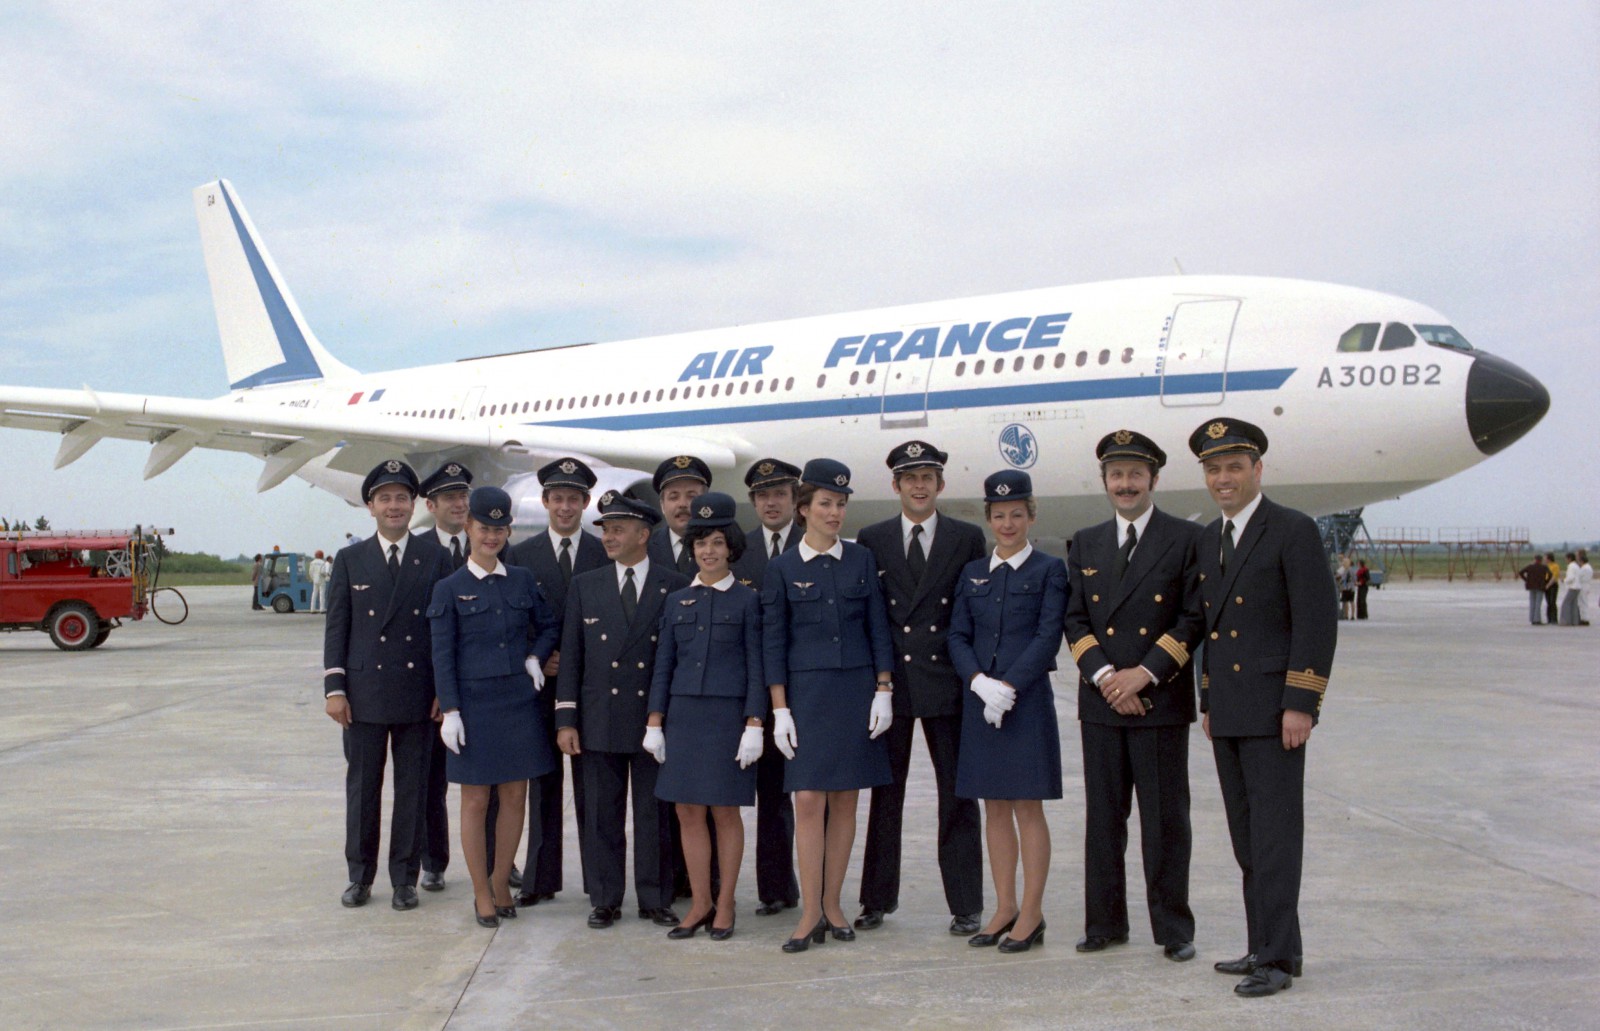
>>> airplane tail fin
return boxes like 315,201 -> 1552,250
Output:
193,179 -> 357,390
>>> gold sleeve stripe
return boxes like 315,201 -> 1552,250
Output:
1069,636 -> 1099,662
1154,634 -> 1189,666
1201,674 -> 1210,691
1285,669 -> 1329,694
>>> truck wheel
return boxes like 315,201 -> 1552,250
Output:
271,595 -> 295,614
90,625 -> 112,648
48,603 -> 97,651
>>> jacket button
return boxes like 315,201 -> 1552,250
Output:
611,688 -> 619,695
1204,601 -> 1211,608
929,654 -> 938,661
407,662 -> 414,668
376,664 -> 382,670
827,599 -> 834,604
904,654 -> 912,662
1230,630 -> 1238,638
637,662 -> 645,668
1091,594 -> 1099,602
1232,663 -> 1241,672
368,610 -> 376,617
638,690 -> 645,697
1235,596 -> 1244,604
1106,627 -> 1115,636
929,625 -> 938,632
890,599 -> 897,606
413,609 -> 420,615
1139,628 -> 1147,635
499,642 -> 506,648
651,635 -> 657,642
1154,594 -> 1163,602
600,633 -> 607,641
611,661 -> 619,669
1210,631 -> 1219,640
903,625 -> 912,634
406,635 -> 411,641
941,598 -> 949,605
379,635 -> 386,642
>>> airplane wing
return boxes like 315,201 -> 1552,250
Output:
0,385 -> 737,492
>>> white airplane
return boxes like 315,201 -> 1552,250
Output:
0,180 -> 1549,538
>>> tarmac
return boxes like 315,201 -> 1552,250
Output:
1,581 -> 1596,1030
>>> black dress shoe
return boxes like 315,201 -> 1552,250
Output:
494,897 -> 518,919
587,906 -> 620,929
949,913 -> 982,936
515,890 -> 553,906
392,885 -> 419,911
1164,941 -> 1196,962
639,907 -> 681,927
968,915 -> 1018,948
667,908 -> 716,940
474,902 -> 500,929
853,908 -> 885,930
420,870 -> 445,892
827,920 -> 855,942
782,919 -> 828,953
1074,933 -> 1127,952
998,918 -> 1046,954
1234,966 -> 1293,997
340,883 -> 372,908
507,864 -> 522,889
709,912 -> 736,941
1214,953 -> 1303,977
756,899 -> 797,916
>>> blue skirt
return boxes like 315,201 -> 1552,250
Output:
955,673 -> 1063,800
784,666 -> 892,793
655,694 -> 757,807
447,672 -> 557,786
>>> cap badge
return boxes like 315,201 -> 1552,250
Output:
1113,430 -> 1133,446
489,508 -> 504,519
673,455 -> 692,469
1206,422 -> 1228,440
834,474 -> 848,486
697,505 -> 713,518
757,461 -> 775,476
600,491 -> 617,506
905,443 -> 925,458
995,482 -> 1011,496
559,460 -> 577,475
445,463 -> 461,476
385,460 -> 402,473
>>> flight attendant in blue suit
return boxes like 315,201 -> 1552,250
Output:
428,486 -> 560,928
762,458 -> 896,953
644,492 -> 767,941
948,470 -> 1068,955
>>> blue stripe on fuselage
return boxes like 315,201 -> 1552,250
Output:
531,367 -> 1296,431
222,187 -> 324,390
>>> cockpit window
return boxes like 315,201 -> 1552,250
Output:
1414,324 -> 1474,351
1337,323 -> 1378,352
1378,323 -> 1416,351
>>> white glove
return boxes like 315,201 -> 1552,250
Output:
983,702 -> 1006,729
772,708 -> 797,759
971,674 -> 1016,713
868,691 -> 894,739
736,725 -> 764,769
440,711 -> 466,754
642,725 -> 666,764
524,655 -> 545,692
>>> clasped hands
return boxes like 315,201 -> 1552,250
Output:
970,674 -> 1015,728
1098,667 -> 1151,717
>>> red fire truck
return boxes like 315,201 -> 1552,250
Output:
0,527 -> 176,650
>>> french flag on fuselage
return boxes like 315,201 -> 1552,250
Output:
347,389 -> 385,404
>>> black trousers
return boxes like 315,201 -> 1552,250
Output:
343,719 -> 431,887
521,757 -> 567,894
755,719 -> 799,904
422,731 -> 450,874
1356,584 -> 1369,620
1546,583 -> 1559,622
583,750 -> 674,910
860,712 -> 983,916
1081,721 -> 1194,945
1212,734 -> 1305,970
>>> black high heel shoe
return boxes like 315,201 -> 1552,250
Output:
997,918 -> 1045,954
827,919 -> 856,942
782,918 -> 827,953
492,890 -> 518,920
473,901 -> 500,929
667,908 -> 717,940
709,909 -> 736,941
968,914 -> 1019,948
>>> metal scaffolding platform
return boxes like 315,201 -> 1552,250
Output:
1436,527 -> 1531,582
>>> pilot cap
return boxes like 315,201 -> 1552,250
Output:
886,440 -> 948,473
801,458 -> 854,495
687,492 -> 739,531
538,457 -> 597,493
653,455 -> 713,493
1096,430 -> 1167,469
362,459 -> 419,502
744,458 -> 801,492
469,486 -> 514,527
983,469 -> 1033,503
419,461 -> 473,497
1189,418 -> 1269,461
594,490 -> 663,527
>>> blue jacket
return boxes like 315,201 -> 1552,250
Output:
761,541 -> 893,682
948,549 -> 1068,690
648,581 -> 766,720
427,564 -> 559,713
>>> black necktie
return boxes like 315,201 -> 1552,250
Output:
450,536 -> 462,567
387,543 -> 400,577
771,532 -> 781,560
677,538 -> 697,576
1221,519 -> 1236,573
558,537 -> 573,584
908,524 -> 927,582
1114,523 -> 1137,582
621,567 -> 638,624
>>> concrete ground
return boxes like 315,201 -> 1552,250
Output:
0,581 -> 1595,1030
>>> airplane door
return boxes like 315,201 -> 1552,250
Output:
1160,299 -> 1239,407
880,354 -> 936,428
458,386 -> 487,420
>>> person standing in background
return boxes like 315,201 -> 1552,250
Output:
250,554 -> 263,610
1545,553 -> 1561,625
1577,549 -> 1593,626
1355,560 -> 1371,620
1519,555 -> 1552,625
308,550 -> 330,613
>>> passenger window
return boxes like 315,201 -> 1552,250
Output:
1076,351 -> 1087,367
785,377 -> 794,390
1033,355 -> 1044,370
1012,357 -> 1023,372
974,359 -> 986,374
1338,323 -> 1379,352
955,361 -> 966,376
1054,353 -> 1065,368
1378,323 -> 1416,351
754,380 -> 764,393
1098,349 -> 1110,365
815,375 -> 825,388
865,369 -> 876,384
849,371 -> 859,386
1121,348 -> 1133,363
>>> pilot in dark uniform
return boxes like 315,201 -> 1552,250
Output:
323,460 -> 452,912
555,493 -> 690,929
427,486 -> 561,927
645,492 -> 767,940
1189,418 -> 1337,997
762,458 -> 896,952
506,457 -> 610,907
1063,431 -> 1205,962
648,455 -> 712,577
948,470 -> 1068,955
729,457 -> 803,916
417,460 -> 473,893
855,441 -> 987,936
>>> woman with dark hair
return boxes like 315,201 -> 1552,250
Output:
428,486 -> 560,928
644,492 -> 766,940
949,470 -> 1068,954
762,459 -> 895,952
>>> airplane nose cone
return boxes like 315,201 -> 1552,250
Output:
1465,352 -> 1549,455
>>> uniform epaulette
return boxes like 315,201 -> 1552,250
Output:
1069,635 -> 1099,662
1153,633 -> 1188,666
1284,669 -> 1328,694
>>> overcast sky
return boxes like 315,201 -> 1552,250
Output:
2,2 -> 1595,557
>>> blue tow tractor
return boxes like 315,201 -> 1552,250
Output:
256,552 -> 314,613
